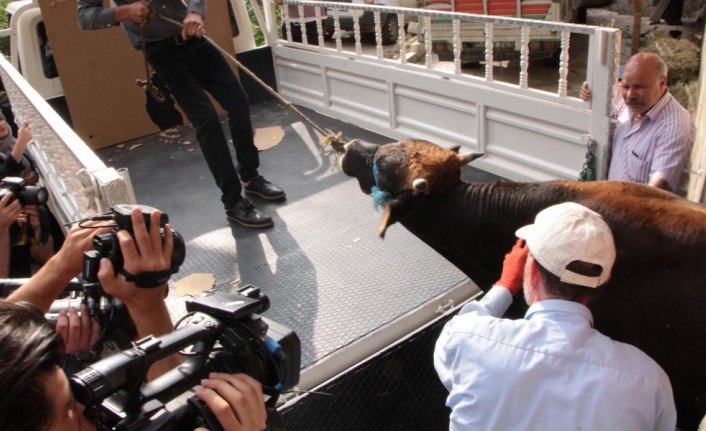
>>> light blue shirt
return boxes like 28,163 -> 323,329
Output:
434,286 -> 676,431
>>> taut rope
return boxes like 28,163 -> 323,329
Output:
137,7 -> 348,153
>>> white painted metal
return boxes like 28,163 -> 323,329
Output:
397,13 -> 406,64
232,0 -> 256,51
0,55 -> 136,230
519,26 -> 529,89
484,22 -> 493,81
272,0 -> 619,183
452,18 -> 461,74
374,11 -> 383,59
10,4 -> 63,100
558,30 -> 570,97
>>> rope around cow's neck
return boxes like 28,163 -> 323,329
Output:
145,9 -> 349,154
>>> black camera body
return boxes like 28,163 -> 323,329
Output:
0,176 -> 47,205
70,287 -> 301,431
91,204 -> 186,284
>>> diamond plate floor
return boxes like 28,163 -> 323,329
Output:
96,100 -> 470,370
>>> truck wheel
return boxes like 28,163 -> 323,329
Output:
381,14 -> 399,45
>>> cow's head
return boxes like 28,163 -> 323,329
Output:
340,139 -> 482,237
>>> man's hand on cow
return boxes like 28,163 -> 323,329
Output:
495,239 -> 529,296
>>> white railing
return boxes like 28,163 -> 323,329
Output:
268,0 -> 620,182
273,0 -> 620,104
0,55 -> 135,230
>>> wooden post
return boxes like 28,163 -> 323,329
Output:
686,18 -> 706,203
631,0 -> 642,55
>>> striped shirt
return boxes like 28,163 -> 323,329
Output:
608,92 -> 695,192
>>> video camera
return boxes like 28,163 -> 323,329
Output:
41,205 -> 187,364
90,204 -> 186,285
0,176 -> 47,205
46,279 -> 137,365
70,287 -> 301,431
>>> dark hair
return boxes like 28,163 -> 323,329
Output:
535,261 -> 604,304
0,300 -> 64,431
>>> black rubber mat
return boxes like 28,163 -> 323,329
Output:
96,100 -> 469,370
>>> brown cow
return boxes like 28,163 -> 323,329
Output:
340,138 -> 706,430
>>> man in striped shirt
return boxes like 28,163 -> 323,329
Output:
582,52 -> 695,194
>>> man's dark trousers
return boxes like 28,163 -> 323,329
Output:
147,37 -> 259,210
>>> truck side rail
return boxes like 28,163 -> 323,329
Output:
275,0 -> 619,101
267,0 -> 620,181
0,54 -> 135,231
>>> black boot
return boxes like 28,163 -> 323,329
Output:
226,197 -> 273,228
243,175 -> 286,201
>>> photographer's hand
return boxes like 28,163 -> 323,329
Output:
0,192 -> 21,229
56,303 -> 100,354
195,373 -> 267,431
0,192 -> 21,277
22,204 -> 55,265
99,207 -> 173,311
8,219 -> 109,313
98,207 -> 180,380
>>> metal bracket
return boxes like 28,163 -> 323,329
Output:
435,299 -> 455,315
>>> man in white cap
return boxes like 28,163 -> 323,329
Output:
434,202 -> 676,430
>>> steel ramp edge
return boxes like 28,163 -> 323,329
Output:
278,280 -> 482,407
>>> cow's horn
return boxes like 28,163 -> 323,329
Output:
458,152 -> 484,165
413,178 -> 428,192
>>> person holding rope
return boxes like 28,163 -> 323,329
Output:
77,0 -> 286,229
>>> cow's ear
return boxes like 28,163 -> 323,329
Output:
378,199 -> 408,238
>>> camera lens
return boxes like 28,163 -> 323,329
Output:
70,368 -> 111,406
18,185 -> 48,205
171,230 -> 186,272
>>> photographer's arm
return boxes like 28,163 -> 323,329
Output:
0,193 -> 21,278
98,207 -> 182,381
21,205 -> 55,265
10,122 -> 31,164
8,221 -> 108,313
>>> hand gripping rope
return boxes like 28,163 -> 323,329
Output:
138,4 -> 349,154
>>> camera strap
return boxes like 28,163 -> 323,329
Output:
120,268 -> 172,288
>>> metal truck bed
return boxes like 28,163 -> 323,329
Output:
96,99 -> 485,402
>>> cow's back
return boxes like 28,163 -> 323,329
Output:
400,179 -> 706,429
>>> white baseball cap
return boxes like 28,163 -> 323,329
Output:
515,202 -> 616,288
